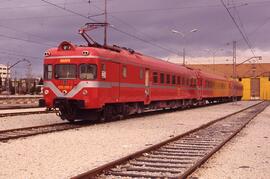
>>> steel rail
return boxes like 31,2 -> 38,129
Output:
0,102 -> 227,141
0,121 -> 90,142
71,101 -> 269,179
0,110 -> 55,118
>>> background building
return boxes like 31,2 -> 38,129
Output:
0,64 -> 10,88
188,63 -> 270,101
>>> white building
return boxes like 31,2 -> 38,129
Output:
0,64 -> 10,86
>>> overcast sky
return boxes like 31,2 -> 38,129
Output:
0,0 -> 270,77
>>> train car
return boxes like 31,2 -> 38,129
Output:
196,70 -> 238,103
41,40 -> 242,122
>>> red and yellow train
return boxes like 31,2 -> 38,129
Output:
41,41 -> 242,122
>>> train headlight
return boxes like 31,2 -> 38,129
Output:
82,89 -> 88,96
82,50 -> 90,56
44,51 -> 51,57
44,89 -> 49,95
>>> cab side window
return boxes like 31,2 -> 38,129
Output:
44,64 -> 52,80
101,64 -> 106,80
122,66 -> 127,78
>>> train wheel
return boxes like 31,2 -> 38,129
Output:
58,104 -> 77,122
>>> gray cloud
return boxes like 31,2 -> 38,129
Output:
0,0 -> 269,76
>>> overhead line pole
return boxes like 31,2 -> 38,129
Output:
233,41 -> 237,102
104,0 -> 107,46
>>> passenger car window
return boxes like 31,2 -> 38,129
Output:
177,76 -> 180,85
153,72 -> 158,83
172,75 -> 176,84
140,68 -> 144,80
160,73 -> 164,84
166,74 -> 170,84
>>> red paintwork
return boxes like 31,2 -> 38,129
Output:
43,41 -> 243,109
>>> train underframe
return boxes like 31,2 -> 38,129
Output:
53,96 -> 242,122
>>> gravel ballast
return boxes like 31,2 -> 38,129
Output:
190,102 -> 270,179
0,112 -> 63,131
0,101 -> 261,178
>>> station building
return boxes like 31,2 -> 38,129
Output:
188,63 -> 270,101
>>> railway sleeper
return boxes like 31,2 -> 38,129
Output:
153,151 -> 206,157
117,165 -> 183,174
105,170 -> 179,179
164,145 -> 213,151
161,146 -> 211,152
136,157 -> 195,164
157,148 -> 207,155
129,161 -> 188,169
143,154 -> 198,161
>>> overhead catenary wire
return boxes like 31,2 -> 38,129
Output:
40,0 -> 179,55
0,50 -> 40,60
220,0 -> 256,56
0,24 -> 57,45
0,33 -> 53,47
90,3 -> 175,54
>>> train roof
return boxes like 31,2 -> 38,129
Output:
46,41 -> 197,77
196,70 -> 228,81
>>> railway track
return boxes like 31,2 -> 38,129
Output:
0,102 -> 229,141
0,109 -> 55,118
0,106 -> 206,142
0,121 -> 89,142
72,101 -> 269,179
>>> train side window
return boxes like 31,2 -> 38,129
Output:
166,74 -> 170,84
181,77 -> 185,86
101,64 -> 106,80
160,73 -> 164,84
177,76 -> 180,85
139,68 -> 144,80
186,78 -> 189,86
172,75 -> 176,84
44,64 -> 52,80
153,72 -> 158,83
122,65 -> 127,78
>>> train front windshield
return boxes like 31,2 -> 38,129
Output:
54,64 -> 77,79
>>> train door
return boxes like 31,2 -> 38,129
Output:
197,78 -> 203,99
111,62 -> 120,102
145,69 -> 151,104
196,71 -> 203,100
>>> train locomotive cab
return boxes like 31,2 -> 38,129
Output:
43,41 -> 102,122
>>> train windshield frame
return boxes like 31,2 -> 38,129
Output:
54,64 -> 77,79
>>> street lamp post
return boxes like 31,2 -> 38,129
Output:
205,48 -> 224,72
172,28 -> 198,66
